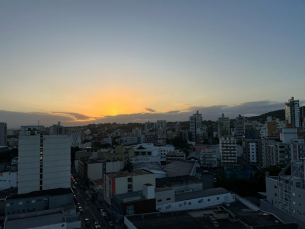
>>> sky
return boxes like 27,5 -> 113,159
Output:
0,1 -> 304,128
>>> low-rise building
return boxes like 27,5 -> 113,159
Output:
166,151 -> 186,163
166,161 -> 196,177
104,170 -> 155,204
200,148 -> 218,168
0,171 -> 17,191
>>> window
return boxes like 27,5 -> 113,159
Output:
217,197 -> 219,200
188,202 -> 191,205
6,203 -> 10,207
37,199 -> 42,202
128,177 -> 132,182
158,199 -> 162,202
166,198 -> 171,201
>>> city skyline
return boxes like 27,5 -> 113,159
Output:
1,1 -> 305,127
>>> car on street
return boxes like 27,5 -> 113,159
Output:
94,221 -> 100,228
78,206 -> 83,212
85,218 -> 90,226
101,212 -> 107,217
108,221 -> 114,227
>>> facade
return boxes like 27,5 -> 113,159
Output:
156,188 -> 235,213
261,159 -> 305,229
235,115 -> 245,143
0,171 -> 17,191
18,126 -> 70,194
220,136 -> 237,165
0,122 -> 7,146
49,122 -> 65,135
158,145 -> 175,162
200,148 -> 218,168
218,114 -> 230,137
166,151 -> 186,163
132,128 -> 142,137
156,176 -> 202,194
155,120 -> 167,130
300,106 -> 305,128
285,97 -> 300,128
104,170 -> 155,204
242,138 -> 262,165
189,111 -> 203,141
262,136 -> 280,167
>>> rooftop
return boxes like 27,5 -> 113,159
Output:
5,208 -> 65,229
175,188 -> 229,202
166,161 -> 196,177
156,175 -> 202,188
6,188 -> 72,200
187,151 -> 200,160
106,169 -> 152,179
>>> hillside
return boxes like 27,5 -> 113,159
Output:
247,109 -> 285,122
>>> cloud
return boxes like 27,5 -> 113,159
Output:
144,108 -> 156,113
0,100 -> 290,128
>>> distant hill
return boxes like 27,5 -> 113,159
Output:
247,109 -> 285,122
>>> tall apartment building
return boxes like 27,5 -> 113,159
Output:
18,126 -> 71,194
0,122 -> 7,146
219,135 -> 237,165
144,122 -> 154,131
200,148 -> 218,168
175,122 -> 181,133
261,159 -> 305,228
235,115 -> 245,143
132,127 -> 142,137
218,114 -> 230,137
242,138 -> 262,166
104,170 -> 155,204
300,106 -> 305,128
155,120 -> 167,130
285,97 -> 300,128
189,111 -> 203,141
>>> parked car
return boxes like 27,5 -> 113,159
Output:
78,206 -> 83,212
85,218 -> 90,226
101,212 -> 107,217
94,221 -> 100,228
108,221 -> 114,227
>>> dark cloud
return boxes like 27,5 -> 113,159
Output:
0,100 -> 297,128
144,108 -> 156,113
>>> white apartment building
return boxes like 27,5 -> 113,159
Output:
220,135 -> 237,165
18,126 -> 71,194
285,97 -> 300,128
0,171 -> 17,191
235,115 -> 245,143
132,127 -> 142,137
158,145 -> 175,162
104,170 -> 155,204
0,122 -> 7,146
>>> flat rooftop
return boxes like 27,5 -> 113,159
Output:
156,175 -> 202,188
6,188 -> 72,200
106,169 -> 152,178
175,188 -> 229,202
125,208 -> 247,229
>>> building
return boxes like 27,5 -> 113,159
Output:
133,162 -> 167,178
261,159 -> 305,229
111,183 -> 156,222
144,122 -> 154,131
125,205 -> 298,229
300,106 -> 305,128
4,205 -> 80,229
235,115 -> 245,143
218,114 -> 230,137
200,148 -> 218,168
285,97 -> 300,128
0,171 -> 17,191
166,151 -> 186,163
49,122 -> 65,135
156,175 -> 202,194
166,161 -> 196,177
18,126 -> 70,194
220,136 -> 237,165
0,122 -> 7,146
132,127 -> 142,137
130,144 -> 161,164
242,138 -> 262,166
144,132 -> 158,144
155,120 -> 167,130
104,170 -> 155,204
189,111 -> 203,141
155,188 -> 235,213
175,122 -> 181,133
158,145 -> 175,162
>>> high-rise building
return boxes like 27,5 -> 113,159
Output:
218,114 -> 230,136
300,106 -> 305,128
144,121 -> 154,131
0,122 -> 7,146
189,111 -> 202,141
132,127 -> 142,137
235,115 -> 245,143
219,135 -> 237,165
18,126 -> 71,194
155,120 -> 167,130
285,97 -> 300,128
175,122 -> 181,133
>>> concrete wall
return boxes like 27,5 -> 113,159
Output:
0,172 -> 17,191
43,135 -> 71,190
156,193 -> 235,213
132,174 -> 155,191
155,189 -> 175,205
18,135 -> 40,194
115,177 -> 128,195
106,161 -> 124,173
88,163 -> 103,181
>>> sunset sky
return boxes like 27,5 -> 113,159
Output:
1,1 -> 304,127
